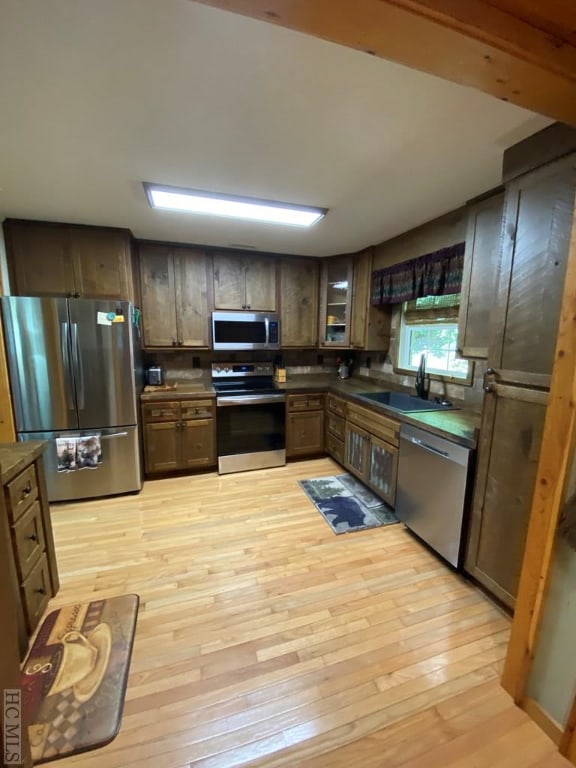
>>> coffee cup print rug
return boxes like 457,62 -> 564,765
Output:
21,594 -> 139,763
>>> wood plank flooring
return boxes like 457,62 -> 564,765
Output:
47,457 -> 568,767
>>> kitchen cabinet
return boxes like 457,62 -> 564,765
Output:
489,154 -> 575,388
213,251 -> 277,311
4,219 -> 135,301
319,257 -> 354,347
320,250 -> 390,350
279,257 -> 319,347
465,386 -> 547,608
139,243 -> 211,348
142,399 -> 216,474
345,402 -> 399,507
325,394 -> 347,464
1,447 -> 59,658
457,191 -> 505,359
367,435 -> 398,507
286,393 -> 325,458
465,152 -> 576,609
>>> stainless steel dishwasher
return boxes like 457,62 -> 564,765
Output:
396,424 -> 473,568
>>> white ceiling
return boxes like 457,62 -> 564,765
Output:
0,0 -> 550,257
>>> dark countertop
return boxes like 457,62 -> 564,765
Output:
0,441 -> 47,484
140,375 -> 480,448
140,383 -> 215,402
283,375 -> 480,448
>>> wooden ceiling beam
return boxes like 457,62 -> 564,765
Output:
193,0 -> 576,124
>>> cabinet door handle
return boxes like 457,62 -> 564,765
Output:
22,483 -> 32,498
246,304 -> 251,310
36,588 -> 46,596
28,533 -> 39,542
482,368 -> 496,393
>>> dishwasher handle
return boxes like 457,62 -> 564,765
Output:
406,435 -> 450,458
400,423 -> 472,468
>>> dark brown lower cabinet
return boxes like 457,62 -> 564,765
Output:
142,399 -> 216,474
344,403 -> 399,507
181,419 -> 216,469
325,394 -> 346,463
367,435 -> 398,508
464,384 -> 548,609
286,393 -> 325,457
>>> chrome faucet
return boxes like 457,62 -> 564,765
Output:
415,354 -> 430,400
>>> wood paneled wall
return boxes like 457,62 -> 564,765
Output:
372,207 -> 468,270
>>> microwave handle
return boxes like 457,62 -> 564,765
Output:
265,316 -> 269,345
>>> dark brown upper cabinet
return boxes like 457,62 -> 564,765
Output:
279,257 -> 319,347
457,191 -> 505,359
4,220 -> 135,301
318,256 -> 354,347
138,243 -> 211,349
489,154 -> 576,389
212,251 -> 276,311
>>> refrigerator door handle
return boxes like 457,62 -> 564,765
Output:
60,322 -> 75,411
71,323 -> 85,410
100,432 -> 128,440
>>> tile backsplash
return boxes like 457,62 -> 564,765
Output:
145,347 -> 485,414
144,349 -> 352,381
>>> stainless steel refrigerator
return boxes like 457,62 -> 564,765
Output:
2,297 -> 143,502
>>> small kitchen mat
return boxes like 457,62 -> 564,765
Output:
21,594 -> 139,764
298,474 -> 399,534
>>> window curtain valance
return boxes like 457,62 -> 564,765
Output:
371,242 -> 465,305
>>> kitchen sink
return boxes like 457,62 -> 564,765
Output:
355,391 -> 459,413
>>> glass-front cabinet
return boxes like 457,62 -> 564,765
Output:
367,436 -> 398,507
319,257 -> 354,346
344,423 -> 399,508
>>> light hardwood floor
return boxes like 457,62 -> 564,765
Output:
48,457 -> 568,768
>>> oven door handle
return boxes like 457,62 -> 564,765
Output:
217,394 -> 286,407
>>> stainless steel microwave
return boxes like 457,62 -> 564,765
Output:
212,311 -> 280,350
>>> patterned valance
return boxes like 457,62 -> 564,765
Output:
371,242 -> 465,305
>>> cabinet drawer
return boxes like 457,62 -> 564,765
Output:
6,463 -> 39,523
288,393 -> 325,412
12,500 -> 45,581
22,552 -> 50,633
142,401 -> 180,423
327,412 -> 346,441
327,395 -> 347,418
326,433 -> 345,464
347,403 -> 400,446
180,400 -> 214,420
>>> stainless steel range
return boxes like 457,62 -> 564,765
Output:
212,363 -> 286,474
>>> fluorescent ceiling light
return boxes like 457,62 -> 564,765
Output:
144,183 -> 327,227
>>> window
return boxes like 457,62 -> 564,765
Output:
397,294 -> 470,381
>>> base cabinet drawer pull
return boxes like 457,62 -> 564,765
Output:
28,533 -> 38,542
36,588 -> 46,595
22,483 -> 32,497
